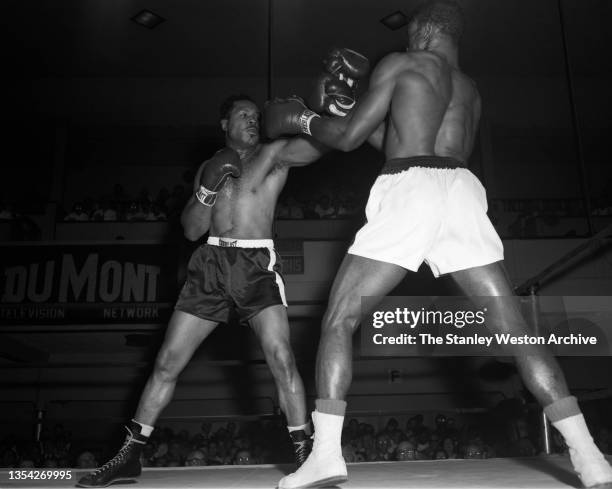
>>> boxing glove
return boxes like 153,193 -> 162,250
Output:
308,72 -> 356,116
308,47 -> 370,116
263,97 -> 320,139
196,148 -> 241,206
323,47 -> 370,87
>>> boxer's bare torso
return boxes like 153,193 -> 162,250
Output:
202,142 -> 291,239
181,99 -> 323,242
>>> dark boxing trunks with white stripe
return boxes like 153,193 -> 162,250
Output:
175,237 -> 287,323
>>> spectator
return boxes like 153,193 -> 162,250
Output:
76,451 -> 97,469
396,441 -> 417,461
103,201 -> 118,221
463,442 -> 485,459
342,418 -> 359,445
434,449 -> 448,460
360,433 -> 376,462
341,444 -> 357,463
415,430 -> 432,460
373,432 -> 395,461
435,414 -> 448,437
64,202 -> 89,221
125,201 -> 145,221
200,422 -> 212,442
185,450 -> 207,466
276,199 -> 290,219
143,202 -> 166,221
286,197 -> 304,219
314,195 -> 336,219
90,202 -> 105,221
233,449 -> 254,465
442,437 -> 459,459
336,194 -> 359,218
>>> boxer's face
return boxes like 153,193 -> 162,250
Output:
222,100 -> 260,148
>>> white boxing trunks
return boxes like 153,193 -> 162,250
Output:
348,156 -> 504,277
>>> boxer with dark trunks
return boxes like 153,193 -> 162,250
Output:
265,2 -> 612,488
76,46 -> 370,488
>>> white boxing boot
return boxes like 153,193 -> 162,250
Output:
553,415 -> 612,488
278,410 -> 348,489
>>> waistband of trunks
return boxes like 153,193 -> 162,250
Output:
207,237 -> 274,249
380,156 -> 466,175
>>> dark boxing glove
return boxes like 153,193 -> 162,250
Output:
308,47 -> 370,116
263,96 -> 320,139
196,148 -> 241,206
309,73 -> 356,117
323,47 -> 370,88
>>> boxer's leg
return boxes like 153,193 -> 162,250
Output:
450,261 -> 569,404
450,261 -> 612,488
279,254 -> 406,489
250,305 -> 311,467
316,254 -> 407,400
77,311 -> 218,488
135,310 -> 219,424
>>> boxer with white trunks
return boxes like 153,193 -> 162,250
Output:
265,2 -> 612,488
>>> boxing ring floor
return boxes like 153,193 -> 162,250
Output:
3,455 -> 611,489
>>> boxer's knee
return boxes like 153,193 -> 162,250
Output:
153,348 -> 184,383
268,342 -> 296,373
267,343 -> 298,385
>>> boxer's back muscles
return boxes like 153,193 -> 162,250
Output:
382,51 -> 480,162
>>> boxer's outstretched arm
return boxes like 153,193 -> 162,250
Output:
273,136 -> 329,168
181,161 -> 212,241
309,54 -> 400,152
367,123 -> 386,152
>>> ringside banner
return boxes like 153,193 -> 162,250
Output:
360,296 -> 612,356
0,244 -> 179,325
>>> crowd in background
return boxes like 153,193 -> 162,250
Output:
60,184 -> 184,223
1,175 -> 611,240
275,191 -> 364,220
1,410 -> 611,470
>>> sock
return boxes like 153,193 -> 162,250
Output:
131,419 -> 154,438
544,395 -> 581,422
315,399 -> 347,416
288,422 -> 312,436
545,396 -> 595,454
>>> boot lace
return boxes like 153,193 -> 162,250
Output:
294,438 -> 311,465
91,427 -> 144,475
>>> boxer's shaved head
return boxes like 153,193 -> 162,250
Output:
410,0 -> 464,46
220,94 -> 255,121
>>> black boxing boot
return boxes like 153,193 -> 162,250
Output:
76,422 -> 146,487
289,429 -> 313,469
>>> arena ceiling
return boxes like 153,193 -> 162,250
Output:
6,0 -> 611,79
